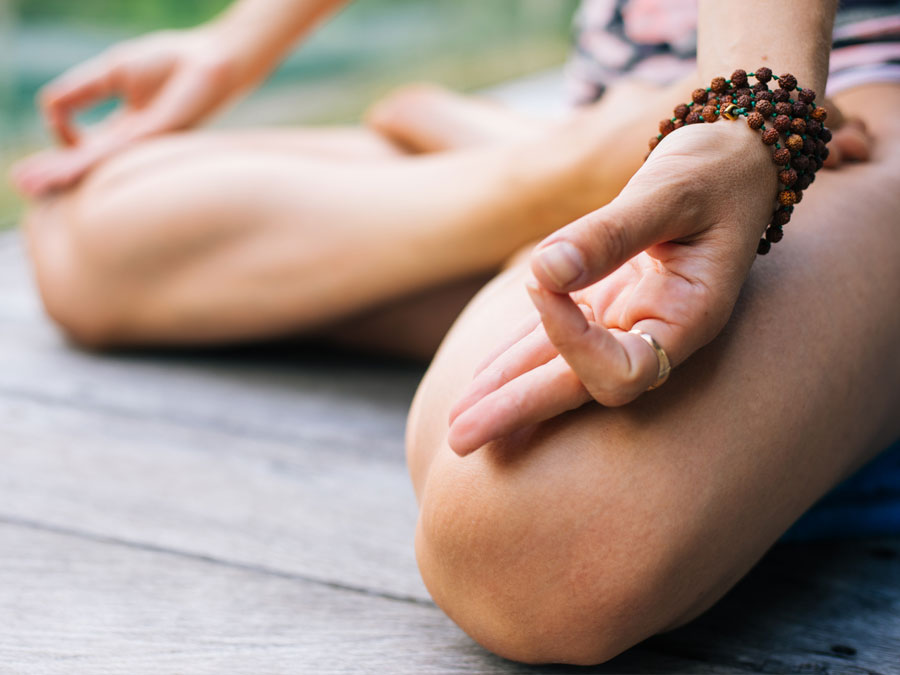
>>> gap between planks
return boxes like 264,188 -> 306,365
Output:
0,513 -> 434,608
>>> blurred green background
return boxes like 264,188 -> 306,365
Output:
0,0 -> 579,229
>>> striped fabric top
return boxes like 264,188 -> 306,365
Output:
567,0 -> 900,104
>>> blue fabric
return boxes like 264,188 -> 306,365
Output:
782,438 -> 900,541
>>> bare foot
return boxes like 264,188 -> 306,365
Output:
365,83 -> 546,153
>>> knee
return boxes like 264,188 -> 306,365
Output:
365,83 -> 445,129
24,193 -> 132,348
412,431 -> 689,665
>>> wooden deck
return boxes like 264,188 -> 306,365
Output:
1,228 -> 898,673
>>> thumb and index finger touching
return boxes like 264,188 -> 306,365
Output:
15,53 -> 209,197
39,55 -> 123,146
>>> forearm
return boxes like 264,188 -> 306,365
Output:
209,0 -> 350,85
697,0 -> 837,94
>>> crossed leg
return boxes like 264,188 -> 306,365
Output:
406,83 -> 900,664
23,121 -> 547,348
23,76 -> 692,353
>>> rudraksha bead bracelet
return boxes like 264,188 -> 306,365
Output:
648,68 -> 831,255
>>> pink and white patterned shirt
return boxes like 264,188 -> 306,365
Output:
567,0 -> 900,104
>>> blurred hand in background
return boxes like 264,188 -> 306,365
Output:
11,26 -> 252,197
10,0 -> 346,198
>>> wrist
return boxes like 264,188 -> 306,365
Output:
650,69 -> 831,253
202,16 -> 289,88
702,121 -> 780,236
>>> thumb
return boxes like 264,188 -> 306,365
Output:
530,189 -> 678,293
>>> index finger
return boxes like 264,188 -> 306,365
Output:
40,55 -> 120,145
526,281 -> 662,407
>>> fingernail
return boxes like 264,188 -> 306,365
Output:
535,241 -> 584,288
524,277 -> 544,306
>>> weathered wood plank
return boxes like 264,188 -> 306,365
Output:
2,521 -> 897,674
0,393 -> 428,601
0,522 -> 511,675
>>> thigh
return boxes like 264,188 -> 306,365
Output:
27,122 -> 528,346
406,84 -> 900,663
83,126 -> 406,195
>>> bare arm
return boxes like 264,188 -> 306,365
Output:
12,0 -> 350,197
210,0 -> 349,90
697,0 -> 836,97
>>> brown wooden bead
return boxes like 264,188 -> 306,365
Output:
692,88 -> 709,104
673,119 -> 685,129
737,94 -> 752,109
821,127 -> 832,142
791,154 -> 810,171
790,118 -> 807,134
773,209 -> 792,227
674,103 -> 689,120
746,111 -> 764,129
794,189 -> 803,203
792,101 -> 808,117
766,226 -> 784,243
731,69 -> 749,88
735,87 -> 752,99
706,95 -> 719,107
798,88 -> 816,104
786,134 -> 803,152
810,106 -> 827,122
773,147 -> 791,165
702,105 -> 718,122
797,173 -> 813,190
778,73 -> 797,91
778,168 -> 798,186
685,111 -> 703,125
778,189 -> 797,206
803,137 -> 816,155
815,156 -> 825,170
756,90 -> 774,102
757,238 -> 771,255
820,146 -> 830,161
773,88 -> 790,103
755,99 -> 775,117
775,101 -> 793,116
752,81 -> 769,93
710,76 -> 728,93
659,118 -> 675,135
773,114 -> 791,132
648,136 -> 660,150
755,66 -> 773,83
762,128 -> 780,145
807,119 -> 822,135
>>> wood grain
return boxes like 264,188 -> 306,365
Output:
0,391 -> 428,601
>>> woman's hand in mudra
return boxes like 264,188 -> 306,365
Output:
447,120 -> 781,456
12,25 -> 255,198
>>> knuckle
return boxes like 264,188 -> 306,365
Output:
582,211 -> 630,268
594,217 -> 630,260
590,385 -> 638,408
499,388 -> 527,423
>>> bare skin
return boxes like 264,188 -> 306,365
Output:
23,77 -> 705,349
406,82 -> 900,664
